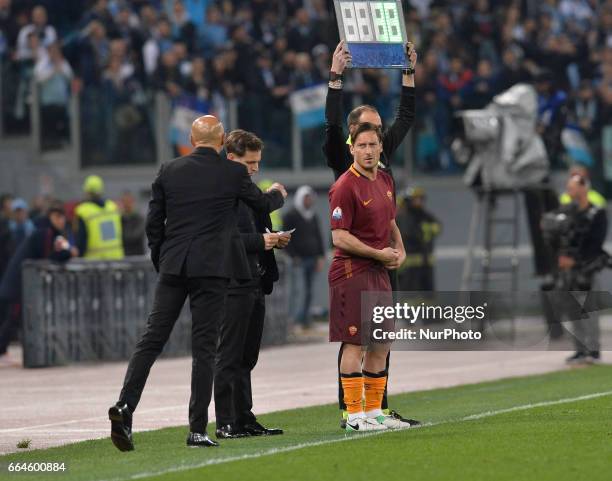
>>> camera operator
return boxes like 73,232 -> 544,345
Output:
543,174 -> 608,365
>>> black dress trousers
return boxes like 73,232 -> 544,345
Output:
119,273 -> 229,433
214,288 -> 266,426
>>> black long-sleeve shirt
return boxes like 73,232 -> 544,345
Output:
323,85 -> 416,181
573,205 -> 608,265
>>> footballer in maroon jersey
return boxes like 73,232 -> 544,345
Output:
328,123 -> 412,432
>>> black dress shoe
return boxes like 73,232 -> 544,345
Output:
108,403 -> 134,452
242,421 -> 283,436
215,424 -> 249,439
186,432 -> 219,447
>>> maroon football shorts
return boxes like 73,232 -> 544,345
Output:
329,264 -> 394,345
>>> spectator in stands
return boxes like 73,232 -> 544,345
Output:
312,43 -> 330,81
230,23 -> 255,88
8,198 -> 35,249
113,5 -> 145,67
461,0 -> 498,65
183,57 -> 209,100
287,8 -> 317,53
209,49 -> 236,99
173,40 -> 192,77
462,59 -> 498,110
436,56 -> 473,168
15,5 -> 56,61
169,0 -> 196,53
310,0 -> 335,47
595,51 -> 612,119
102,51 -> 145,160
143,16 -> 174,77
74,175 -> 124,260
535,69 -> 568,166
282,185 -> 325,331
79,0 -> 115,35
34,42 -> 73,149
291,52 -> 321,89
497,47 -> 531,92
164,0 -> 206,29
0,193 -> 13,280
0,200 -> 77,366
0,0 -> 18,54
138,3 -> 159,38
153,49 -> 183,98
77,19 -> 110,86
13,30 -> 46,121
28,194 -> 49,225
199,5 -> 228,57
120,191 -> 145,256
0,0 -> 610,175
567,79 -> 602,144
254,8 -> 279,48
241,51 -> 275,133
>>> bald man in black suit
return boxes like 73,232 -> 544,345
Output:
108,116 -> 287,451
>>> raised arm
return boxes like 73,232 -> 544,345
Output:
382,43 -> 418,164
323,41 -> 353,177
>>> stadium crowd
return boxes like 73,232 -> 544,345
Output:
0,0 -> 610,170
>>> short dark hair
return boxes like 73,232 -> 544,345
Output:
225,129 -> 264,157
47,200 -> 65,216
350,122 -> 383,145
347,105 -> 378,128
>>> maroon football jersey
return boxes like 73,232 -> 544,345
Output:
328,165 -> 396,284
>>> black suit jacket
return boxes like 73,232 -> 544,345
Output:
229,200 -> 279,295
146,147 -> 284,279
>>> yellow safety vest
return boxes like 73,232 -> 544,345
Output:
75,200 -> 125,260
559,190 -> 606,208
257,180 -> 282,230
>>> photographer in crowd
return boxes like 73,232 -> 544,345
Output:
542,173 -> 609,365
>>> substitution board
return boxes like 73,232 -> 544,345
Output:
334,0 -> 409,68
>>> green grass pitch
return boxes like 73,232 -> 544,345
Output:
2,365 -> 611,481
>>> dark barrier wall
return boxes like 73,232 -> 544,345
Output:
21,257 -> 289,368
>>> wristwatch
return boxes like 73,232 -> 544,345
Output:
402,67 -> 416,76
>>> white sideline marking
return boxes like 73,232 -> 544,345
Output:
99,390 -> 612,481
1,356 -> 558,434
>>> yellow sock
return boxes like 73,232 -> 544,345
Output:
364,373 -> 387,414
341,374 -> 364,416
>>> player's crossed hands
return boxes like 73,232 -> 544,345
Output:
378,247 -> 405,270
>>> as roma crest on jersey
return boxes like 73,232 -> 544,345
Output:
387,191 -> 393,200
348,325 -> 358,336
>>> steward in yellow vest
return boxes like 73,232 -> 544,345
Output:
74,176 -> 124,260
559,189 -> 606,208
396,187 -> 441,291
560,164 -> 607,208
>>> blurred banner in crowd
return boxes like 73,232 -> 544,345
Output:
169,94 -> 213,156
289,84 -> 327,130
